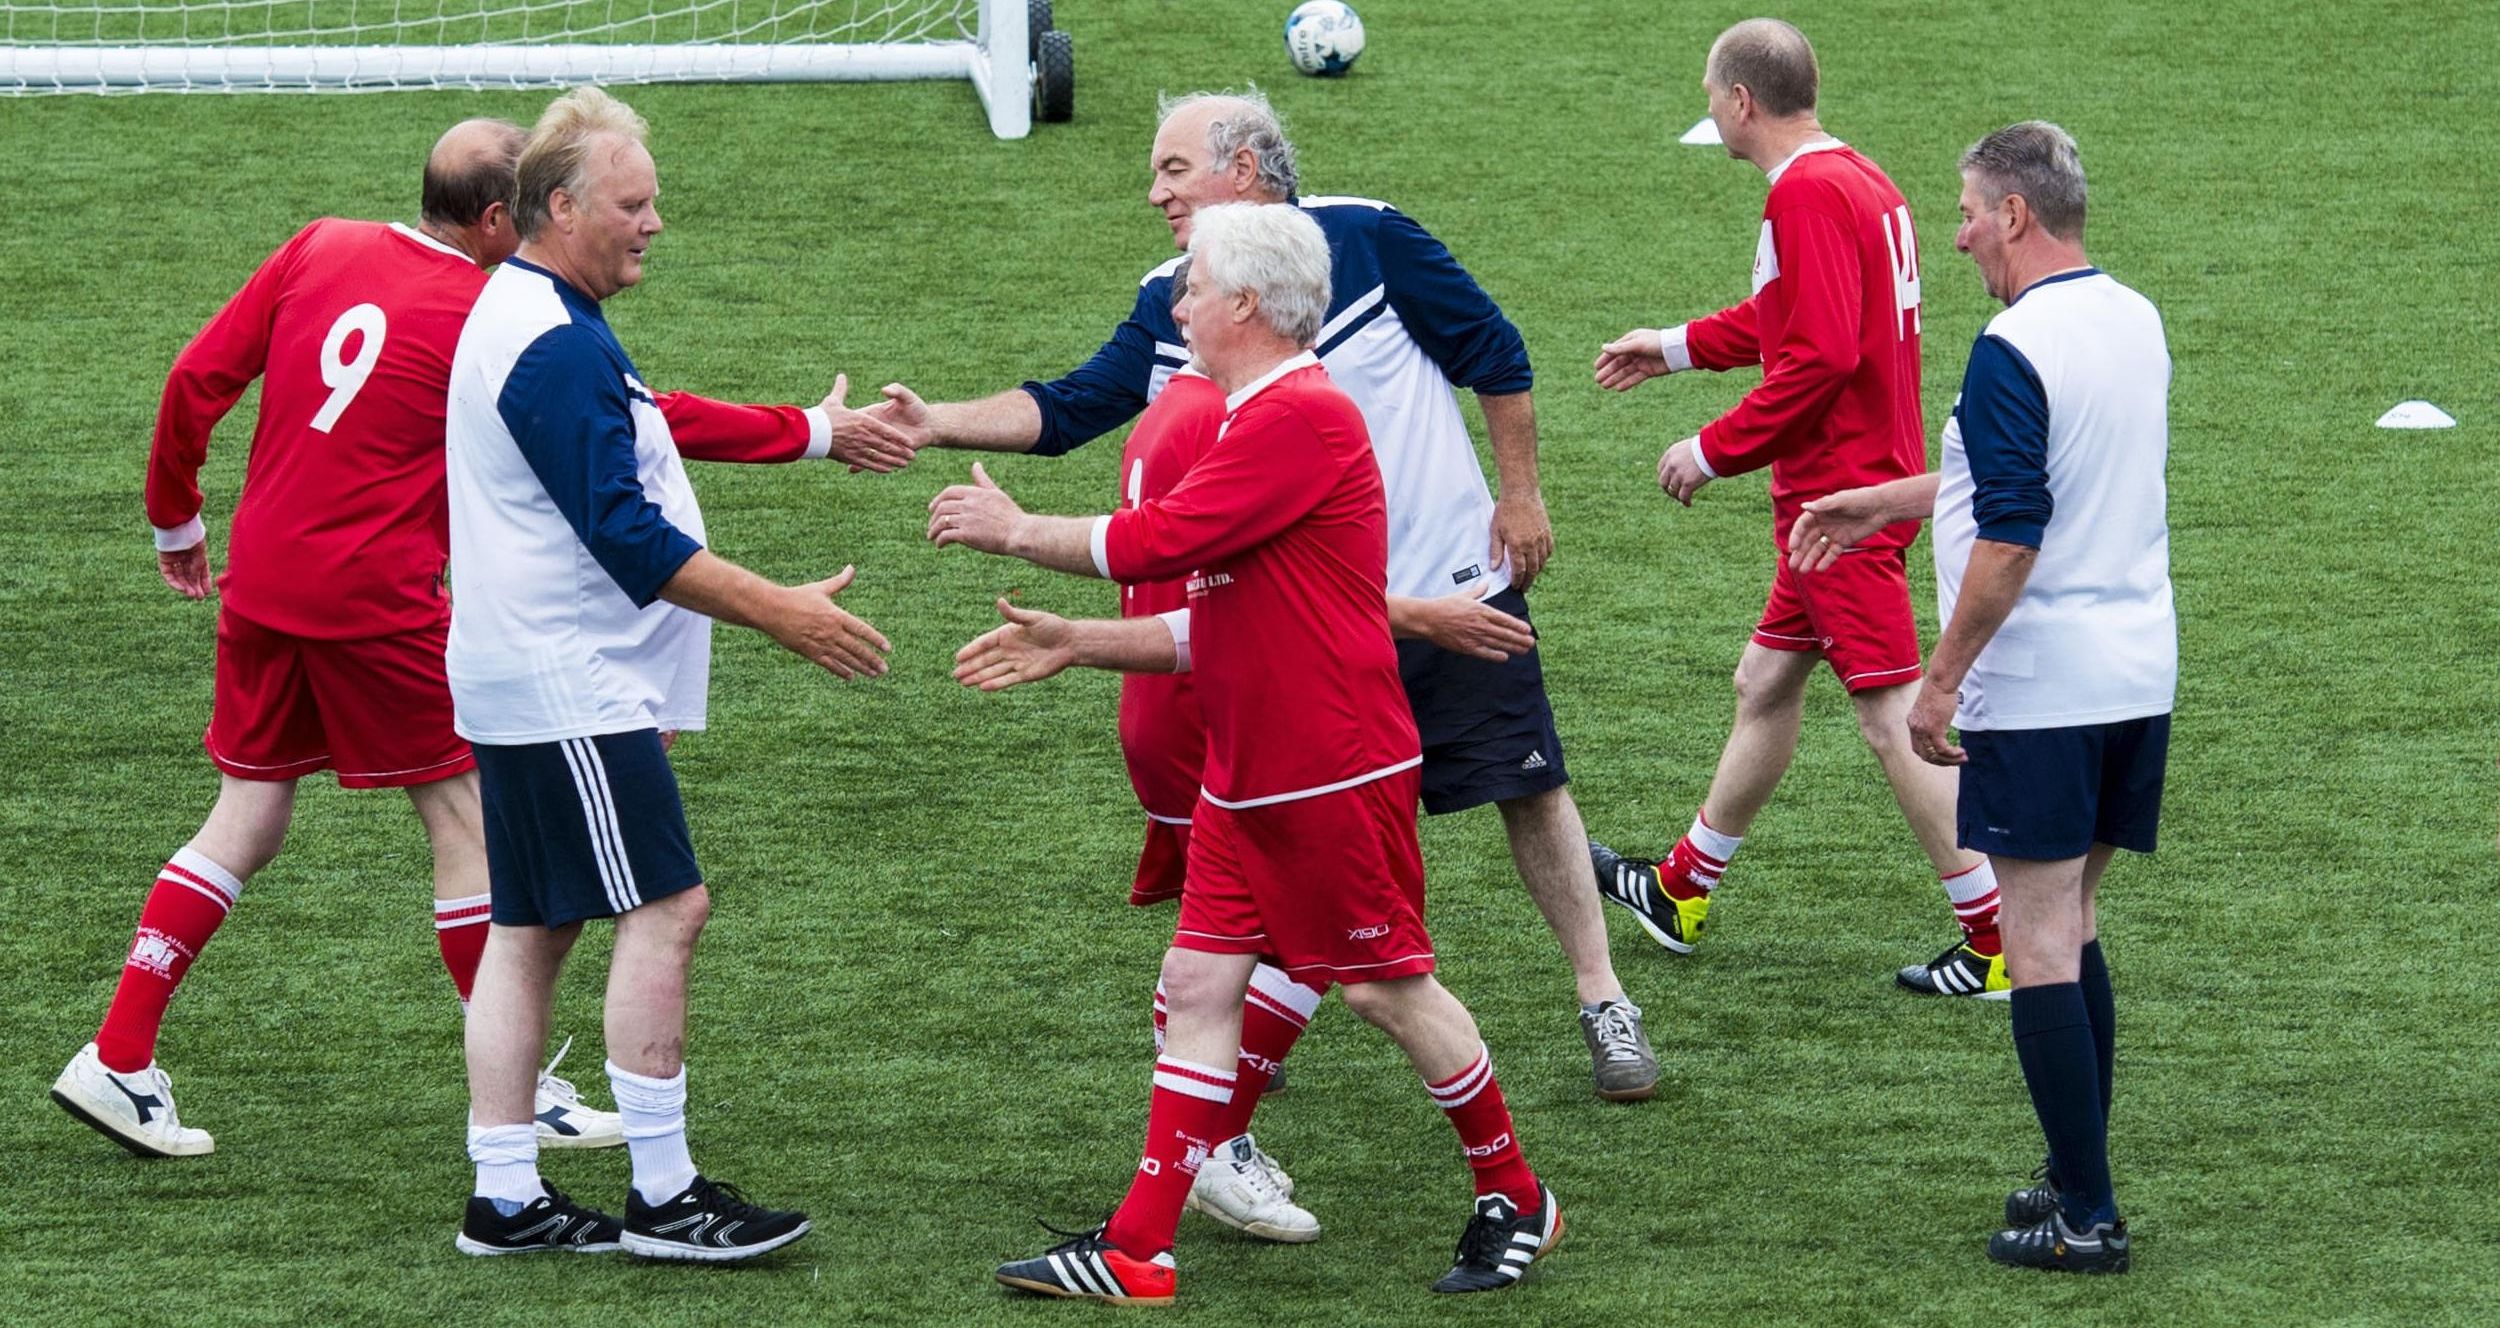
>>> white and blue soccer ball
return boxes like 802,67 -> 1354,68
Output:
1285,1 -> 1365,77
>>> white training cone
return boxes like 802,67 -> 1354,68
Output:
2375,400 -> 2456,429
1680,117 -> 1723,146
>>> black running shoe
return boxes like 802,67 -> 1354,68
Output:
1987,1211 -> 2129,1274
2004,1159 -> 2061,1227
1590,841 -> 1707,954
622,1175 -> 811,1262
1432,1183 -> 1563,1293
454,1184 -> 623,1257
995,1223 -> 1177,1305
1897,940 -> 2012,999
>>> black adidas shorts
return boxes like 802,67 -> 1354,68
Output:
473,729 -> 703,928
1958,714 -> 2170,861
1397,588 -> 1570,816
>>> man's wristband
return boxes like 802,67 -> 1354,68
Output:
153,516 -> 206,552
1661,324 -> 1695,374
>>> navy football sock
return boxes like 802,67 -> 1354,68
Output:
2011,982 -> 2117,1229
2079,940 -> 2115,1120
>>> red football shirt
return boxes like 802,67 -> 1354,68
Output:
1100,356 -> 1420,808
147,219 -> 817,640
1685,142 -> 1929,551
1114,370 -> 1225,821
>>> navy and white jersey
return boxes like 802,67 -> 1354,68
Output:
1934,268 -> 2176,731
1023,194 -> 1535,602
445,258 -> 711,745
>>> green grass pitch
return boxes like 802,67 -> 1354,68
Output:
2,1 -> 2495,1323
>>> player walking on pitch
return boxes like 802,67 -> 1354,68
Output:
880,88 -> 1656,1102
50,118 -> 908,1163
1796,122 -> 2173,1272
442,88 -> 892,1260
933,204 -> 1561,1305
1587,19 -> 2007,996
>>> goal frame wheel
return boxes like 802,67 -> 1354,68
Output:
1027,0 -> 1053,63
1034,27 -> 1073,123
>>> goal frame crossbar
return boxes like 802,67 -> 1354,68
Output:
0,0 -> 1031,135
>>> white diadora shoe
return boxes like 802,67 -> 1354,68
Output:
51,1042 -> 215,1158
534,1037 -> 624,1149
1185,1134 -> 1320,1243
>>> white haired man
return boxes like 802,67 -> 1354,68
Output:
1793,122 -> 2172,1273
880,88 -> 1656,1118
447,87 -> 892,1260
933,203 -> 1561,1305
1587,18 -> 2006,999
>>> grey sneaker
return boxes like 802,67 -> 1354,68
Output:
1577,1000 -> 1659,1102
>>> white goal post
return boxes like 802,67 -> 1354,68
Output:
1,0 -> 1043,137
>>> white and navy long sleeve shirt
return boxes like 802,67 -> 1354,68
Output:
1933,268 -> 2176,731
1023,195 -> 1534,602
444,258 -> 712,745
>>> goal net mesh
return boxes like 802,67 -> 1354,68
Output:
1,0 -> 983,92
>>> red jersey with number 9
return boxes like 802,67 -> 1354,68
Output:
147,220 -> 491,639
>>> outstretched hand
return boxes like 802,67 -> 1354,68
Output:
159,541 -> 212,599
1594,328 -> 1671,392
952,597 -> 1078,692
928,462 -> 1024,555
770,565 -> 892,680
819,374 -> 919,474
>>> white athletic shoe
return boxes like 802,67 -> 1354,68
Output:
51,1042 -> 215,1158
534,1037 -> 623,1149
1185,1134 -> 1319,1243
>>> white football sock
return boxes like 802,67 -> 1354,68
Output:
607,1060 -> 698,1206
468,1122 -> 542,1208
1686,810 -> 1744,864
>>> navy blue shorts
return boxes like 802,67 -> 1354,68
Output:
1397,588 -> 1570,816
473,730 -> 703,928
1958,714 -> 2171,861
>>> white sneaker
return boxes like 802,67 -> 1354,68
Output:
534,1037 -> 623,1149
1185,1134 -> 1319,1243
51,1042 -> 214,1157
1246,1134 -> 1296,1199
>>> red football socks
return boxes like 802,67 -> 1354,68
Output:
94,849 -> 243,1074
1214,966 -> 1326,1140
1665,809 -> 1744,901
1104,1056 -> 1235,1260
1425,1045 -> 1540,1210
1942,859 -> 2003,957
433,892 -> 492,1005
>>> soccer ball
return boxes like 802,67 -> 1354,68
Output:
1285,1 -> 1364,77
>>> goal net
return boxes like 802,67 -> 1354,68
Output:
0,0 -> 1040,136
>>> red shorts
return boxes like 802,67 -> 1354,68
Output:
1131,815 -> 1190,906
1120,674 -> 1206,907
1174,767 -> 1434,986
1753,547 -> 1924,694
205,611 -> 473,789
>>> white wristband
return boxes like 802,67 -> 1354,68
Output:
1155,607 -> 1193,673
153,516 -> 206,552
1088,515 -> 1115,579
801,405 -> 833,460
1682,434 -> 1718,479
1662,324 -> 1694,374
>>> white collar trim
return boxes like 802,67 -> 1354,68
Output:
390,221 -> 472,261
1765,137 -> 1848,185
1223,350 -> 1320,414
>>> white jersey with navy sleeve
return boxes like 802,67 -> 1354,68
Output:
445,257 -> 713,745
1933,268 -> 2175,731
1022,195 -> 1534,602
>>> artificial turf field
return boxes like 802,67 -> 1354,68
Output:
3,1 -> 2495,1323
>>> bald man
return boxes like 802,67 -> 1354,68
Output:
1588,19 -> 1999,999
52,118 -> 876,1162
880,89 -> 1659,1117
